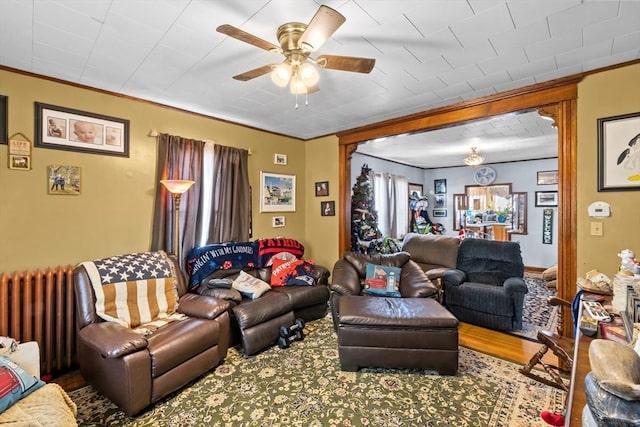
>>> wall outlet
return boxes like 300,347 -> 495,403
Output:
590,221 -> 603,236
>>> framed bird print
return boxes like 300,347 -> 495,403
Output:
597,111 -> 640,191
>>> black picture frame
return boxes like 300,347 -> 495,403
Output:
432,208 -> 447,217
0,95 -> 7,144
315,181 -> 329,197
597,111 -> 640,191
321,201 -> 335,216
434,179 -> 447,194
535,191 -> 558,207
34,102 -> 130,157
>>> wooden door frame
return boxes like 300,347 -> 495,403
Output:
337,76 -> 580,337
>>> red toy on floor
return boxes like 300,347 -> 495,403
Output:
540,410 -> 565,426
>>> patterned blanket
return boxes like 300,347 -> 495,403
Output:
79,251 -> 184,334
186,238 -> 305,290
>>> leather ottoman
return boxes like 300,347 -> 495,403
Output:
337,296 -> 459,374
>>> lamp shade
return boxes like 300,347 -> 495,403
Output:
271,63 -> 292,87
289,74 -> 308,94
161,180 -> 195,194
299,62 -> 319,87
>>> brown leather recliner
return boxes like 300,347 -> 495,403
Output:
73,253 -> 231,416
329,251 -> 438,328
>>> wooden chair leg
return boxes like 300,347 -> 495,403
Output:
518,343 -> 570,392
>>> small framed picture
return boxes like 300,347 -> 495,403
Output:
434,179 -> 447,194
537,170 -> 558,185
432,209 -> 447,217
272,216 -> 285,227
315,181 -> 329,197
274,153 -> 287,165
409,183 -> 423,199
535,191 -> 558,207
9,155 -> 30,170
434,194 -> 445,208
47,164 -> 81,195
321,201 -> 335,216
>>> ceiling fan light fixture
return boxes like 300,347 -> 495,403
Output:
290,74 -> 308,94
464,147 -> 485,166
299,62 -> 319,87
271,63 -> 292,87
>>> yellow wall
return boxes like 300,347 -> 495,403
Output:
303,135 -> 340,269
576,62 -> 640,277
3,62 -> 639,279
0,69 -> 339,271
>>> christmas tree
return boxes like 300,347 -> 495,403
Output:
351,164 -> 382,253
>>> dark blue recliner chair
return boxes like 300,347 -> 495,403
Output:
442,238 -> 527,331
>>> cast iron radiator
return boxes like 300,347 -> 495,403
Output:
0,266 -> 76,376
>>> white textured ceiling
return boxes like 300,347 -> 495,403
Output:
1,1 -> 639,167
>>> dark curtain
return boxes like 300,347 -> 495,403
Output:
151,134 -> 204,267
199,144 -> 250,243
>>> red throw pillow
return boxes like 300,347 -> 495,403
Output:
271,258 -> 316,286
270,258 -> 302,287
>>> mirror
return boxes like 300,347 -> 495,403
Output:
453,185 -> 527,239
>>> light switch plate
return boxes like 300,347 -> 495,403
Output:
590,222 -> 603,236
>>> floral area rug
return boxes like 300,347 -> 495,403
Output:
69,314 -> 564,426
510,276 -> 559,341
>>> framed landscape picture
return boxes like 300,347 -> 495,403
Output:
537,170 -> 558,185
260,172 -> 296,212
535,191 -> 558,207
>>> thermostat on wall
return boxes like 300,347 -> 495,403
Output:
588,201 -> 612,217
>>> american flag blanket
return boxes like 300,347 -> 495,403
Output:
79,251 -> 185,334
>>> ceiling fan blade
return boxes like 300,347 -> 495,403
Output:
298,5 -> 346,52
307,84 -> 320,94
232,64 -> 275,81
316,55 -> 376,73
217,24 -> 280,52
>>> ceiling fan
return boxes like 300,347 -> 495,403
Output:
216,5 -> 375,97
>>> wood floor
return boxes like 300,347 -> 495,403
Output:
52,322 -> 556,393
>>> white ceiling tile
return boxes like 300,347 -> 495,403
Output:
490,20 -> 550,55
508,57 -> 558,81
477,49 -> 528,75
467,70 -> 512,91
450,3 -> 514,47
524,31 -> 582,61
438,64 -> 484,86
506,0 -> 579,28
612,32 -> 640,55
548,1 -> 620,37
442,40 -> 496,69
556,40 -> 613,69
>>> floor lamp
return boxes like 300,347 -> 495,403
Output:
160,179 -> 195,262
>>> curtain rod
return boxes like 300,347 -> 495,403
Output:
148,129 -> 252,155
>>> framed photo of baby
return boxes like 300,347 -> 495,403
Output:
34,102 -> 130,157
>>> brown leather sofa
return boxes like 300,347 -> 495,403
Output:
400,233 -> 461,282
73,253 -> 231,416
329,252 -> 458,373
329,251 -> 438,327
197,265 -> 330,356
